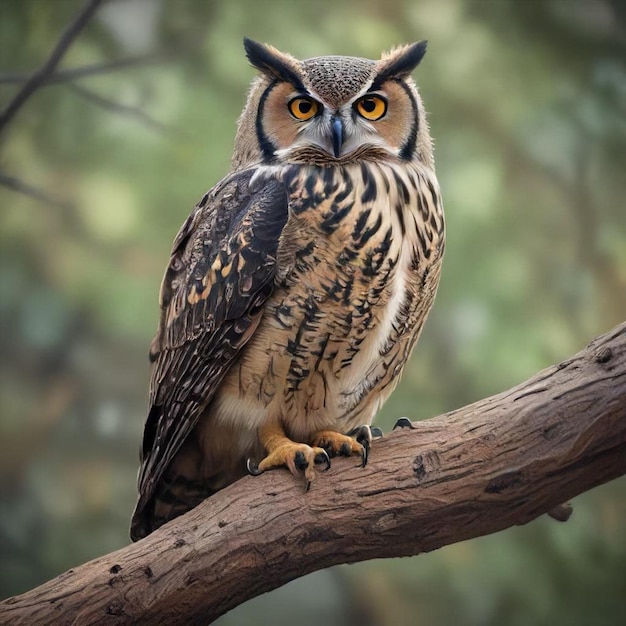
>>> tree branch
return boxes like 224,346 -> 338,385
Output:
0,171 -> 73,210
66,83 -> 178,135
0,55 -> 163,86
1,322 -> 625,625
0,0 -> 104,133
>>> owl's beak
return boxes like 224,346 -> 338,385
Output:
331,116 -> 344,158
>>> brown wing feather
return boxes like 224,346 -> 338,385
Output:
132,169 -> 289,533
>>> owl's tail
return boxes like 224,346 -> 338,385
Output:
130,475 -> 213,541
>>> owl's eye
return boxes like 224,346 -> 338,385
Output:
355,95 -> 387,121
288,97 -> 319,121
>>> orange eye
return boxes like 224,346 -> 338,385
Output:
288,97 -> 319,121
355,95 -> 387,121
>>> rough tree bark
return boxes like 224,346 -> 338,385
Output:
2,322 -> 625,625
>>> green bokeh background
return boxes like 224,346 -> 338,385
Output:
1,1 -> 625,624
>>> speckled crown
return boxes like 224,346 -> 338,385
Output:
301,56 -> 376,107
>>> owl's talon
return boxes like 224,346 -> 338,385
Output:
246,458 -> 262,476
311,425 -> 378,469
345,424 -> 377,468
319,442 -> 334,457
370,426 -> 384,439
348,425 -> 374,446
360,438 -> 370,468
393,417 -> 416,430
314,450 -> 331,471
252,422 -> 330,488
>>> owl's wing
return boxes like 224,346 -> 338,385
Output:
133,168 -> 289,525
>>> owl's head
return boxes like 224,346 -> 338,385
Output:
232,38 -> 433,171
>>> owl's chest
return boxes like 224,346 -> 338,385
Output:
273,167 -> 437,381
273,166 -> 405,341
216,162 -> 444,435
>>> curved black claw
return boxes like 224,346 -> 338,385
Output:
348,424 -> 373,443
347,425 -> 373,468
319,442 -> 334,458
314,450 -> 331,472
370,426 -> 384,439
393,417 -> 416,430
246,458 -> 262,476
305,449 -> 331,492
360,437 -> 370,468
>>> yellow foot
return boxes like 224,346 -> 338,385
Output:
247,442 -> 330,488
312,424 -> 382,468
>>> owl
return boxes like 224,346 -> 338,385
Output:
130,38 -> 445,541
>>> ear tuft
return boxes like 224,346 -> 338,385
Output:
243,38 -> 304,90
373,41 -> 427,88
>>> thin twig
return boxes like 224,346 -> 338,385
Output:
0,171 -> 73,210
66,83 -> 178,135
0,55 -> 164,86
0,0 -> 104,134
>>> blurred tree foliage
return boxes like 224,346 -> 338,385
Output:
0,0 -> 624,624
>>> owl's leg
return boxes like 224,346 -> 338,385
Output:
247,420 -> 331,488
311,424 -> 383,468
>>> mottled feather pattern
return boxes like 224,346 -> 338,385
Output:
134,170 -> 289,525
301,56 -> 376,108
214,160 -> 444,439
